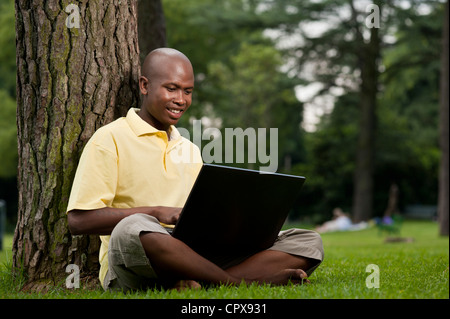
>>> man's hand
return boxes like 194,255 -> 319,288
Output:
153,206 -> 182,225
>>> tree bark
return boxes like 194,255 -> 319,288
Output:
13,0 -> 140,291
438,0 -> 449,236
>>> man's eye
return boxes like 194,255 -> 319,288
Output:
185,90 -> 192,95
167,87 -> 176,92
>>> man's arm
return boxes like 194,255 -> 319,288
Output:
67,206 -> 181,235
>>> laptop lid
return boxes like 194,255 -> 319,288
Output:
172,163 -> 306,266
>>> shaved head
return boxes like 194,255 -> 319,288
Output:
137,48 -> 195,133
141,48 -> 193,80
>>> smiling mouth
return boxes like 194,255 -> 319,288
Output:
167,107 -> 184,115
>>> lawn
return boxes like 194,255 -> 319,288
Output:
0,220 -> 448,300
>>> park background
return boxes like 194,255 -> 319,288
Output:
0,0 -> 448,299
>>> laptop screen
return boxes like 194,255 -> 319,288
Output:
172,164 -> 306,266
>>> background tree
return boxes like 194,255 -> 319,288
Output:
137,0 -> 167,63
163,0 -> 444,223
257,0 -> 443,221
0,0 -> 16,98
438,0 -> 449,236
374,2 -> 443,228
13,0 -> 141,290
349,0 -> 381,223
0,0 -> 18,224
0,90 -> 17,179
206,42 -> 304,170
164,0 -> 307,170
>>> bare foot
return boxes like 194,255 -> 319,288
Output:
257,269 -> 310,286
173,280 -> 202,291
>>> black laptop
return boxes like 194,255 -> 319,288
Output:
171,164 -> 306,266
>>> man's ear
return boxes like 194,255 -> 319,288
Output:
139,76 -> 149,95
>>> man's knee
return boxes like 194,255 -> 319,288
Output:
110,214 -> 161,249
139,231 -> 172,257
273,228 -> 324,270
106,214 -> 163,290
309,231 -> 324,256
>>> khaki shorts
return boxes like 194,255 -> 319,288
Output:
103,214 -> 324,291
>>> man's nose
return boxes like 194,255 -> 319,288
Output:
173,91 -> 185,105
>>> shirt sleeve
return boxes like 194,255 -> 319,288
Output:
66,132 -> 118,213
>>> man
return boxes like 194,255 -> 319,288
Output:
67,48 -> 324,291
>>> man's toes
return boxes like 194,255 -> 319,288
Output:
290,269 -> 310,284
173,280 -> 202,291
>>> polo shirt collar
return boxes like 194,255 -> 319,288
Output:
126,108 -> 182,141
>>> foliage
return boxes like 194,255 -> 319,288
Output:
163,0 -> 445,222
0,90 -> 17,179
0,0 -> 443,222
374,2 -> 443,213
0,0 -> 15,98
206,42 -> 305,167
291,93 -> 359,221
0,0 -> 17,179
279,0 -> 444,219
164,0 -> 306,169
375,3 -> 442,209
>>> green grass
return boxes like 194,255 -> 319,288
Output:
1,221 -> 448,299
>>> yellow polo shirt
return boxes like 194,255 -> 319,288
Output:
67,108 -> 203,286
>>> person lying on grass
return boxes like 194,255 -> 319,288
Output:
66,48 -> 324,291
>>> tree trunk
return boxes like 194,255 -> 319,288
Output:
438,0 -> 449,236
13,0 -> 140,291
351,3 -> 380,223
137,0 -> 167,64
